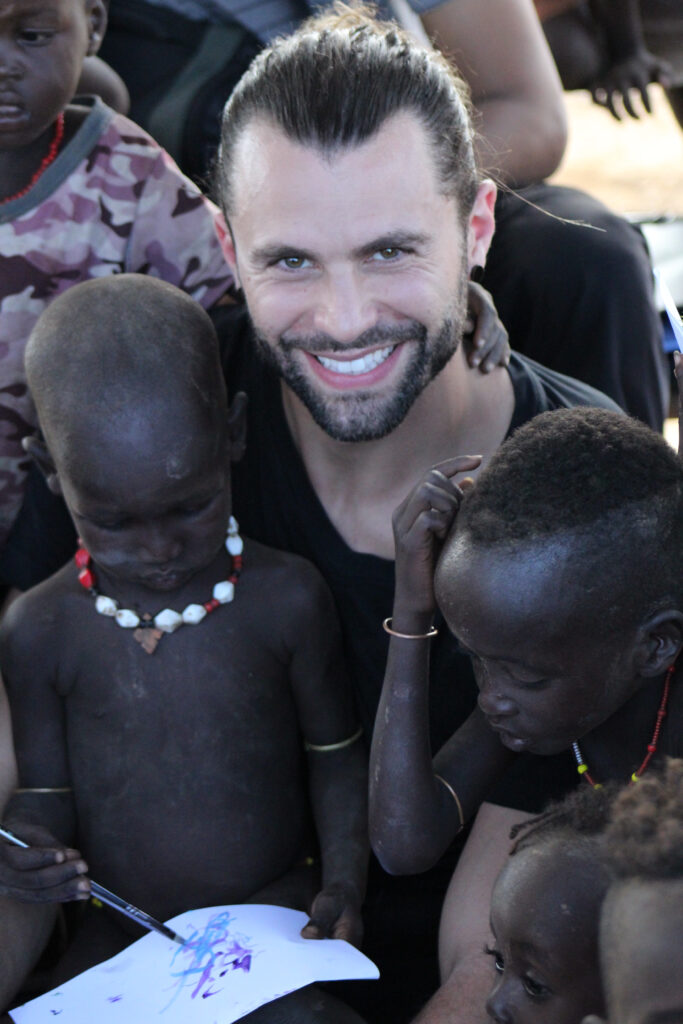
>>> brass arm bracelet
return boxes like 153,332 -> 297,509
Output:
382,617 -> 438,639
304,725 -> 364,753
14,787 -> 72,794
434,774 -> 465,833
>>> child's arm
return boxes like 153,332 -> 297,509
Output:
370,459 -> 512,876
0,597 -> 89,905
586,0 -> 671,119
284,563 -> 368,946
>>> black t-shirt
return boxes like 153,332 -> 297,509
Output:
222,305 -> 620,811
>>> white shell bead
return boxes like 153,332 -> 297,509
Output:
213,580 -> 234,604
154,608 -> 183,633
226,534 -> 243,556
95,595 -> 118,617
182,603 -> 207,625
115,608 -> 140,628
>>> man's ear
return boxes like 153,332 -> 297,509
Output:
86,0 -> 108,57
22,436 -> 62,495
220,222 -> 242,291
226,392 -> 248,464
632,610 -> 683,677
467,179 -> 497,272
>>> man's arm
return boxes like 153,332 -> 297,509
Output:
412,802 -> 532,1023
420,0 -> 567,186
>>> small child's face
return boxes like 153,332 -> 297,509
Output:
0,0 -> 102,151
487,842 -> 605,1024
59,415 -> 232,593
597,880 -> 683,1024
435,537 -> 635,755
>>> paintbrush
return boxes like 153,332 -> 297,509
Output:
0,825 -> 185,944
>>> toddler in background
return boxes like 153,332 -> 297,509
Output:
485,785 -> 616,1024
0,0 -> 233,575
584,758 -> 683,1024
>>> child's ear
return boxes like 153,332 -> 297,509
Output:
86,0 -> 108,56
632,610 -> 683,677
226,392 -> 248,464
22,436 -> 62,496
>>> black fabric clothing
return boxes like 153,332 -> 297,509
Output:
483,186 -> 667,430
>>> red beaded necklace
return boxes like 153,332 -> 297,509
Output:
572,663 -> 674,787
0,113 -> 65,206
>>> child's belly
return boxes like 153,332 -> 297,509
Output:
65,686 -> 311,918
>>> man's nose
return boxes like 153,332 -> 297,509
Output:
312,269 -> 377,345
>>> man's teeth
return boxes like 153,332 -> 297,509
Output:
316,345 -> 394,375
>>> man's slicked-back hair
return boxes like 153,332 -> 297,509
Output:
216,1 -> 478,217
449,407 -> 683,616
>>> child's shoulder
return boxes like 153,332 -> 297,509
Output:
241,537 -> 337,623
0,562 -> 75,656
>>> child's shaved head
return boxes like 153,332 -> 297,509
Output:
26,275 -> 227,476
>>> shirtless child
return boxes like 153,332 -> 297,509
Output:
0,275 -> 367,1022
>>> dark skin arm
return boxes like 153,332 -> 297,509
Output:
465,282 -> 510,374
283,562 -> 368,947
586,0 -> 672,119
370,459 -> 512,876
421,0 -> 567,186
0,595 -> 89,904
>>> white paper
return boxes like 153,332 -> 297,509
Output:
10,904 -> 379,1024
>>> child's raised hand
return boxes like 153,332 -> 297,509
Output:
590,52 -> 672,120
392,456 -> 481,618
300,881 -> 363,948
464,281 -> 510,373
0,822 -> 89,903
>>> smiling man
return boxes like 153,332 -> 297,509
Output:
207,7 -> 621,1023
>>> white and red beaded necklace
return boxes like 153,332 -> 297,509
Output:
75,515 -> 244,654
572,663 -> 674,787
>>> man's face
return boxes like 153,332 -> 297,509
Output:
223,113 -> 495,442
435,535 -> 639,755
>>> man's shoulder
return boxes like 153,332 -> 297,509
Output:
507,351 -> 622,430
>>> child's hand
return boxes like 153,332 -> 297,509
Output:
675,351 -> 683,457
300,882 -> 363,948
590,52 -> 672,120
392,456 -> 481,618
464,281 -> 510,373
0,822 -> 89,903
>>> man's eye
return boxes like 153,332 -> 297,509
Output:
280,255 -> 310,270
372,247 -> 402,261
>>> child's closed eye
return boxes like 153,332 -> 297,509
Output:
522,974 -> 551,1000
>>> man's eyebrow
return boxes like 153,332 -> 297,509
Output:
353,232 -> 429,259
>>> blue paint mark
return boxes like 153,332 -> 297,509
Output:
162,912 -> 255,1011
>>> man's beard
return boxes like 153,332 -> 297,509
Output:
250,282 -> 468,443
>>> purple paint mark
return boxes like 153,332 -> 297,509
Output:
162,911 -> 255,1011
107,995 -> 123,1003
